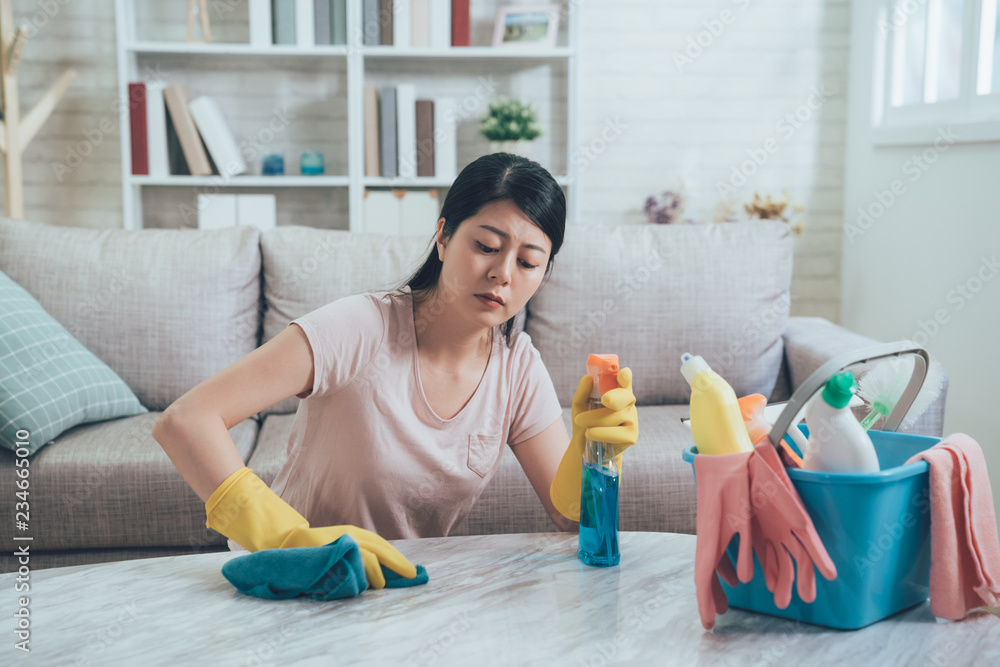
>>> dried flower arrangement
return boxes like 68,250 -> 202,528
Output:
743,191 -> 805,235
643,190 -> 697,225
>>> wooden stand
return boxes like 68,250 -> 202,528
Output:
0,0 -> 76,219
186,0 -> 212,43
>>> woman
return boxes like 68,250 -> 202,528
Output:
152,153 -> 638,589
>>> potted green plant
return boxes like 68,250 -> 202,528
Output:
479,96 -> 542,157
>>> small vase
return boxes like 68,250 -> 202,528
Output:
489,140 -> 532,159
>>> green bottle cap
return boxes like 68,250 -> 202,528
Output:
821,371 -> 857,409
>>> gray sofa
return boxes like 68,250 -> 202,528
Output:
0,217 -> 948,573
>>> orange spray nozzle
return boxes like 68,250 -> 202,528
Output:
587,353 -> 620,397
737,393 -> 804,468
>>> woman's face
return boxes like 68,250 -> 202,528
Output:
435,199 -> 553,329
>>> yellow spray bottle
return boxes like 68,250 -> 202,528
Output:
680,353 -> 753,455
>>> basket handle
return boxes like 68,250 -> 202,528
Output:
768,340 -> 930,448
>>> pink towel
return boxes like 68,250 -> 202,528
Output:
906,433 -> 1000,620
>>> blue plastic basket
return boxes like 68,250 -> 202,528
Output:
683,342 -> 937,630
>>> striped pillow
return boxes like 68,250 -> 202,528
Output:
0,270 -> 148,455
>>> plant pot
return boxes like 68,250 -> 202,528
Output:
489,140 -> 533,159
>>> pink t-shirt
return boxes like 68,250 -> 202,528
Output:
242,285 -> 563,544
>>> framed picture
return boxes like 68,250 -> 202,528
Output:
491,6 -> 561,48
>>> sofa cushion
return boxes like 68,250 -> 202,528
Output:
259,228 -> 435,414
0,218 -> 261,411
525,220 -> 793,406
248,406 -> 698,536
0,412 -> 258,550
0,270 -> 148,455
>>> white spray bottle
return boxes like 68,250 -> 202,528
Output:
801,371 -> 880,473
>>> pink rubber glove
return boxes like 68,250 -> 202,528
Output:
693,450 -> 756,630
747,441 -> 837,608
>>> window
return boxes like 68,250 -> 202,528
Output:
874,0 -> 1000,141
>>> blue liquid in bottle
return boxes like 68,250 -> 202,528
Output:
577,355 -> 623,567
577,448 -> 621,566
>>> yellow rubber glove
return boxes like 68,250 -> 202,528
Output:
549,367 -> 639,522
205,467 -> 417,589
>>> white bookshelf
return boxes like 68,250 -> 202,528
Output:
114,1 -> 580,232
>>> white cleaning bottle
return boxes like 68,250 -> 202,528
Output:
802,371 -> 880,473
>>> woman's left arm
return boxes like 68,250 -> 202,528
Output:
510,415 -> 579,533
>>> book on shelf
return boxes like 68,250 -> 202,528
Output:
433,96 -> 457,180
163,83 -> 212,176
396,83 -> 417,179
378,85 -> 398,178
380,0 -> 393,45
314,0 -> 331,45
331,0 -> 347,43
364,189 -> 440,235
373,87 -> 454,180
363,0 -> 380,45
145,81 -> 170,178
430,0 -> 451,49
294,0 -> 347,46
249,0 -> 272,46
451,0 -> 470,47
388,0 -> 447,49
295,0 -> 315,47
393,0 -> 411,48
273,0 -> 296,45
128,82 -> 148,175
164,107 -> 190,176
188,97 -> 248,177
363,85 -> 381,177
415,100 -> 435,177
411,0 -> 429,47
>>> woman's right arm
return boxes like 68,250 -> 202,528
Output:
151,324 -> 315,503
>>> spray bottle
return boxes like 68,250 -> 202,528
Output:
680,353 -> 753,455
801,371 -> 880,473
578,354 -> 622,567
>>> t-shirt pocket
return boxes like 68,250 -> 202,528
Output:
468,432 -> 503,478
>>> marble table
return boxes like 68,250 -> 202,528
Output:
3,532 -> 999,666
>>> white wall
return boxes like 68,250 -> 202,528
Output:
843,0 -> 1000,524
577,0 -> 851,322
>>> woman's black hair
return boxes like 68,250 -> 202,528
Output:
392,152 -> 565,348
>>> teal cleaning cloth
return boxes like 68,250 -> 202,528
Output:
221,535 -> 429,601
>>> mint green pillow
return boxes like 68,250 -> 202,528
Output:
1,270 -> 148,455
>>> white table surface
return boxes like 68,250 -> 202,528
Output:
3,531 -> 999,666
